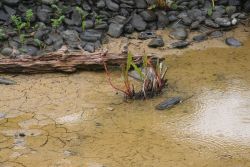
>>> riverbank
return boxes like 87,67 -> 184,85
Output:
0,27 -> 250,167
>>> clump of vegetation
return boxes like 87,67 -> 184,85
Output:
19,34 -> 26,45
11,15 -> 26,34
104,53 -> 167,100
25,9 -> 33,30
95,15 -> 102,25
51,15 -> 65,28
11,9 -> 34,33
34,38 -> 44,49
207,0 -> 215,16
76,7 -> 88,32
0,28 -> 8,41
50,4 -> 66,29
51,4 -> 64,17
10,9 -> 34,45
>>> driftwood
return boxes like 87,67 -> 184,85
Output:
0,50 -> 160,73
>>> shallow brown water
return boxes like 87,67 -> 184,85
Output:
0,34 -> 250,167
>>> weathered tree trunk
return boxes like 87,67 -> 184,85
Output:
0,51 -> 157,74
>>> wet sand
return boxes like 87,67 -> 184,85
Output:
0,27 -> 250,167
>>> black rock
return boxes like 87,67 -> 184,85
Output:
170,41 -> 190,49
34,28 -> 50,40
244,0 -> 250,13
182,17 -> 193,26
190,21 -> 200,30
140,10 -> 157,22
135,0 -> 147,8
71,10 -> 82,26
131,14 -> 147,31
84,43 -> 95,52
138,31 -> 157,40
205,19 -> 220,28
148,37 -> 164,48
97,0 -> 106,8
193,34 -> 208,42
155,97 -> 182,110
41,0 -> 58,5
107,23 -> 124,38
22,45 -> 38,56
80,30 -> 103,42
225,37 -> 242,47
210,31 -> 223,38
3,5 -> 16,16
0,10 -> 8,21
168,15 -> 178,22
124,24 -> 134,34
94,22 -> 108,30
37,9 -> 50,23
105,0 -> 119,11
0,77 -> 16,85
228,0 -> 241,6
2,0 -> 20,6
215,18 -> 231,27
85,20 -> 94,29
1,47 -> 13,57
169,28 -> 188,40
61,30 -> 79,43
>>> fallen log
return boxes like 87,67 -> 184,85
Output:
0,50 -> 161,73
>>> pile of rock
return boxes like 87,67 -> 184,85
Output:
0,0 -> 249,57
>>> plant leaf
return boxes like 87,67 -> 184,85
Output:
126,52 -> 133,72
143,54 -> 148,68
131,62 -> 144,79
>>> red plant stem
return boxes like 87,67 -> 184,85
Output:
147,60 -> 163,88
103,62 -> 129,96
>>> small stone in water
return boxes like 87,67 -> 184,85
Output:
19,133 -> 26,137
225,37 -> 242,47
155,97 -> 182,110
107,107 -> 114,111
0,77 -> 16,85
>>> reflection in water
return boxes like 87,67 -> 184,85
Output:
188,80 -> 250,144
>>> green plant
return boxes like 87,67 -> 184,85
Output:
211,0 -> 215,9
51,4 -> 63,17
25,9 -> 33,29
51,15 -> 65,28
170,3 -> 178,10
11,9 -> 34,33
76,7 -> 88,32
207,7 -> 213,16
19,34 -> 26,45
0,28 -> 7,40
95,15 -> 102,25
148,4 -> 157,10
34,38 -> 44,49
104,52 -> 167,99
11,15 -> 26,34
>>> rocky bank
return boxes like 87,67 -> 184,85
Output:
0,0 -> 249,57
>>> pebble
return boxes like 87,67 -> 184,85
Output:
225,37 -> 242,47
170,41 -> 190,49
148,37 -> 165,48
169,28 -> 188,40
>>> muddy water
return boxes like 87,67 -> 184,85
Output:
1,39 -> 250,167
